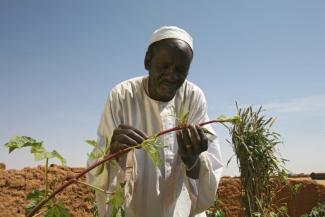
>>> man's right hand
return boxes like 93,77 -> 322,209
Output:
110,124 -> 148,153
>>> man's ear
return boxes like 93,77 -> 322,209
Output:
144,51 -> 152,71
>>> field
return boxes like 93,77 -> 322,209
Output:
0,164 -> 324,217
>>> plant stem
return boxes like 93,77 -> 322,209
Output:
32,209 -> 47,217
155,119 -> 229,137
27,118 -> 231,217
77,180 -> 115,195
27,146 -> 134,217
45,158 -> 49,197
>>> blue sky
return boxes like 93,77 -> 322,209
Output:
0,1 -> 324,175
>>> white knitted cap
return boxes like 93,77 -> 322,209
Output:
149,26 -> 193,50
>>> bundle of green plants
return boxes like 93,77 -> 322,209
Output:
228,105 -> 287,217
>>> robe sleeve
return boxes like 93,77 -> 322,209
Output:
86,90 -> 130,217
184,89 -> 224,216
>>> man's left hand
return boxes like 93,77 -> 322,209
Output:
176,124 -> 208,178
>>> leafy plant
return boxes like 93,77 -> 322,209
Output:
106,182 -> 126,217
174,105 -> 189,125
206,198 -> 225,217
44,202 -> 70,217
86,138 -> 111,175
86,139 -> 109,160
4,136 -> 69,217
228,105 -> 287,217
206,209 -> 225,217
291,183 -> 303,198
139,136 -> 164,166
25,190 -> 46,215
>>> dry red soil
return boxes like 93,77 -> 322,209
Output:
0,165 -> 324,217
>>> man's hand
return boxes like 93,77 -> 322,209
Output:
110,124 -> 148,154
176,124 -> 208,178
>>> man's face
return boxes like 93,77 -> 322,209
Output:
147,39 -> 193,102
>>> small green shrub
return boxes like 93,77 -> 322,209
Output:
301,202 -> 325,217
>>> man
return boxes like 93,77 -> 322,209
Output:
87,26 -> 223,217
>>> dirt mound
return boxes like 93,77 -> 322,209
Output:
217,177 -> 325,217
0,165 -> 325,217
0,165 -> 94,217
0,163 -> 5,171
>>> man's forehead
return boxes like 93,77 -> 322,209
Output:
152,39 -> 193,59
152,40 -> 193,65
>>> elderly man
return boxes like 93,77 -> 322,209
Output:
87,26 -> 223,217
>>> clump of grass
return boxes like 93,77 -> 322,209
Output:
229,105 -> 287,216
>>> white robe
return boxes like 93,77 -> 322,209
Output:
87,76 -> 223,217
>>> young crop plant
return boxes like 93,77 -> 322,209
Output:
4,136 -> 69,217
228,105 -> 287,217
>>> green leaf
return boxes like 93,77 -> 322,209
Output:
215,210 -> 225,217
4,136 -> 66,165
173,105 -> 189,125
86,139 -> 108,160
31,145 -> 48,161
216,114 -> 228,120
4,136 -> 43,153
45,202 -> 70,217
25,190 -> 46,215
85,140 -> 99,148
140,137 -> 163,167
216,114 -> 241,125
26,189 -> 46,200
88,149 -> 108,175
226,154 -> 235,167
104,137 -> 110,154
107,183 -> 126,217
95,163 -> 105,176
178,111 -> 189,125
116,208 -> 125,217
30,147 -> 66,165
50,150 -> 67,166
202,127 -> 215,136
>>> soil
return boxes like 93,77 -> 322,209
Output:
216,177 -> 325,217
0,165 -> 324,217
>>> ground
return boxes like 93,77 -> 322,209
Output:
0,164 -> 324,217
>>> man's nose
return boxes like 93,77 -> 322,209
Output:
163,65 -> 178,81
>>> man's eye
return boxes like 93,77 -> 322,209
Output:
176,67 -> 188,75
158,65 -> 167,69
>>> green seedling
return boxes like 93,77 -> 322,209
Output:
4,136 -> 69,217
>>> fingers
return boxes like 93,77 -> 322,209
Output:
181,127 -> 192,155
119,124 -> 148,139
176,131 -> 186,157
177,124 -> 209,158
113,128 -> 145,144
189,125 -> 201,154
113,133 -> 138,146
110,124 -> 148,153
197,125 -> 209,152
